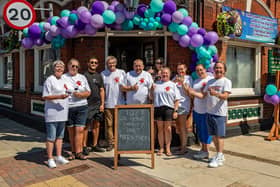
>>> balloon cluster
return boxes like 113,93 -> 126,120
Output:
264,84 -> 280,105
21,0 -> 219,66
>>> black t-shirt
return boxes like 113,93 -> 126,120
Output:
84,71 -> 104,106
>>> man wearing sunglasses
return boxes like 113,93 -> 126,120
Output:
83,57 -> 106,154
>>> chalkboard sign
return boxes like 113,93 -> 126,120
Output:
114,104 -> 154,169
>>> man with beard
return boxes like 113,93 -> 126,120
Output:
83,57 -> 106,154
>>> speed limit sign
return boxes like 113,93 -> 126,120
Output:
3,0 -> 36,30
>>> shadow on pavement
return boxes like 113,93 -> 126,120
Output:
14,147 -> 47,166
0,135 -> 45,142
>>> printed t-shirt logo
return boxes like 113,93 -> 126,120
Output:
165,86 -> 170,91
114,77 -> 119,83
76,81 -> 81,86
139,78 -> 144,84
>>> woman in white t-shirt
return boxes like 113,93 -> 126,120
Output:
189,64 -> 213,160
152,67 -> 181,156
42,60 -> 69,168
62,58 -> 91,160
173,63 -> 192,155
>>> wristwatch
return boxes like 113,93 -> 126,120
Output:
174,109 -> 178,113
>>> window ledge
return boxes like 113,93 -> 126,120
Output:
0,88 -> 12,91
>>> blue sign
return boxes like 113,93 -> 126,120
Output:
222,6 -> 278,43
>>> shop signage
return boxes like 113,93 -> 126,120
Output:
268,49 -> 280,74
222,6 -> 278,44
3,0 -> 36,30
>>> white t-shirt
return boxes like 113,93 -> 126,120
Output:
173,75 -> 192,113
42,75 -> 68,122
153,80 -> 181,108
192,75 -> 213,114
125,70 -> 153,104
203,77 -> 232,116
62,73 -> 91,108
101,69 -> 126,108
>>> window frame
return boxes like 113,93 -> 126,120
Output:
0,53 -> 13,89
226,41 -> 261,97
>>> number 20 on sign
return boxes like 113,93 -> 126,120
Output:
3,0 -> 36,30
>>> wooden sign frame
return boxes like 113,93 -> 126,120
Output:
114,104 -> 154,170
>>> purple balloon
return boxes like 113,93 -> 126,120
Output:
77,6 -> 88,14
137,4 -> 147,17
179,35 -> 190,47
115,3 -> 125,12
28,24 -> 41,39
56,16 -> 69,28
182,16 -> 192,26
189,61 -> 196,72
45,31 -> 53,41
213,54 -> 219,62
60,29 -> 71,39
191,53 -> 198,63
188,27 -> 198,37
124,10 -> 135,19
161,13 -> 172,26
71,10 -> 78,14
163,0 -> 177,14
43,22 -> 51,31
47,16 -> 53,24
90,14 -> 104,29
79,11 -> 92,24
66,25 -> 78,37
21,37 -> 34,48
172,11 -> 183,23
91,1 -> 105,14
115,12 -> 125,24
207,62 -> 215,73
108,5 -> 115,11
197,28 -> 207,36
190,34 -> 204,47
75,19 -> 86,30
111,0 -> 120,6
34,38 -> 44,46
50,25 -> 61,36
271,95 -> 280,105
264,94 -> 272,104
84,24 -> 97,35
172,33 -> 180,41
204,31 -> 219,45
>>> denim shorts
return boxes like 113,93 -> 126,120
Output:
178,107 -> 189,115
206,113 -> 226,137
68,105 -> 88,127
46,121 -> 66,142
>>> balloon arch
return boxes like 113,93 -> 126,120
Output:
21,0 -> 219,78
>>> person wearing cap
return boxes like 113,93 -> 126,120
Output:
42,60 -> 70,168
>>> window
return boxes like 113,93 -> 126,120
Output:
226,42 -> 261,96
34,46 -> 60,92
0,54 -> 13,89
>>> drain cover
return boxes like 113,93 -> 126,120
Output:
61,164 -> 91,175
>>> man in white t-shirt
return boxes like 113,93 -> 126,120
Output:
122,59 -> 153,104
101,56 -> 126,151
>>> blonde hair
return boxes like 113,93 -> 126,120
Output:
52,60 -> 65,69
106,56 -> 117,64
133,59 -> 144,65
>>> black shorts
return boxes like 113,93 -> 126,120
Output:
154,106 -> 173,121
87,105 -> 104,123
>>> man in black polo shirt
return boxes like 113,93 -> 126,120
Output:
83,56 -> 106,153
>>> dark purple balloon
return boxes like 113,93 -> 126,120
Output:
91,1 -> 105,14
213,54 -> 219,62
188,27 -> 198,37
71,10 -> 78,14
203,37 -> 211,46
28,24 -> 41,39
189,61 -> 196,72
75,20 -> 86,30
161,13 -> 172,26
84,24 -> 97,35
21,37 -> 34,48
197,28 -> 207,36
163,0 -> 177,14
115,3 -> 125,12
191,53 -> 198,63
172,33 -> 180,41
137,5 -> 147,17
66,25 -> 78,37
182,16 -> 192,26
56,16 -> 69,28
124,9 -> 135,19
35,38 -> 44,46
47,16 -> 53,24
45,31 -> 53,41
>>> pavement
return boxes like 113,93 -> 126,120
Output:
0,115 -> 280,187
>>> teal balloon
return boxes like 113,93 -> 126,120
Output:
168,22 -> 179,32
122,20 -> 134,31
177,24 -> 188,35
22,28 -> 29,37
190,22 -> 199,28
144,18 -> 149,23
60,10 -> 70,17
102,10 -> 116,24
191,71 -> 199,80
154,21 -> 159,28
144,9 -> 155,18
51,16 -> 60,25
147,22 -> 154,30
39,22 -> 45,32
150,0 -> 164,13
155,17 -> 161,22
205,63 -> 211,69
69,13 -> 78,24
178,8 -> 188,17
149,17 -> 155,22
208,45 -> 218,56
197,46 -> 211,59
139,22 -> 147,28
277,91 -> 280,97
266,84 -> 277,96
133,16 -> 141,25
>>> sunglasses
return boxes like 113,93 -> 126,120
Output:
156,62 -> 163,65
90,61 -> 98,65
71,65 -> 79,69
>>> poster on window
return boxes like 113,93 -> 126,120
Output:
222,6 -> 278,44
268,49 -> 280,74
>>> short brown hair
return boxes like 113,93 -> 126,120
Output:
214,61 -> 227,72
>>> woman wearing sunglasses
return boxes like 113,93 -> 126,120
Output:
62,58 -> 91,160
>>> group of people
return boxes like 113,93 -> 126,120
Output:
43,55 -> 231,169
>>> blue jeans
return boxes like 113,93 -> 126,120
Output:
46,121 -> 66,141
68,105 -> 88,127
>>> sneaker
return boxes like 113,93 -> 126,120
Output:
208,154 -> 225,168
193,151 -> 209,160
91,146 -> 106,152
47,158 -> 57,168
55,156 -> 69,165
106,144 -> 114,152
83,147 -> 90,155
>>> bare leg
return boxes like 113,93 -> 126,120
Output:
83,125 -> 89,147
164,122 -> 172,155
67,127 -> 75,152
177,115 -> 187,152
75,126 -> 85,154
92,121 -> 100,147
46,141 -> 54,159
55,139 -> 63,156
212,136 -> 219,152
157,121 -> 164,153
217,136 -> 224,153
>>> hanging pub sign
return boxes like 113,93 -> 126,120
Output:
268,49 -> 280,74
221,6 -> 278,44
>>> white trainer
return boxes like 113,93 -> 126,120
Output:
47,159 -> 57,168
193,151 -> 209,160
55,156 -> 69,165
208,154 -> 225,168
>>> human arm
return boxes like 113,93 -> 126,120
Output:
99,87 -> 105,112
172,99 -> 179,120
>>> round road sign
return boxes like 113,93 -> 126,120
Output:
3,0 -> 36,30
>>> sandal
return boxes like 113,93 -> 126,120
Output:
175,149 -> 188,155
157,149 -> 164,156
75,152 -> 87,160
166,152 -> 173,156
68,152 -> 75,160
